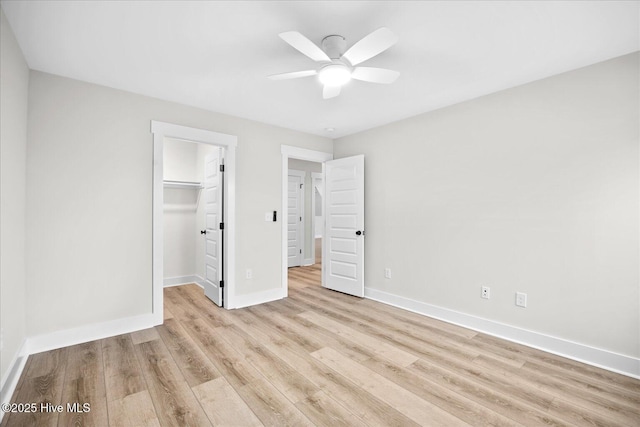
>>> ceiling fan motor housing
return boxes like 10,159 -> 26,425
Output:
321,35 -> 347,60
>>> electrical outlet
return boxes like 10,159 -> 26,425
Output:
481,286 -> 490,299
246,269 -> 253,279
516,292 -> 527,308
384,268 -> 392,279
264,212 -> 271,222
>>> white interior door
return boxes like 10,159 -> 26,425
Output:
287,171 -> 305,267
203,149 -> 223,306
323,155 -> 365,297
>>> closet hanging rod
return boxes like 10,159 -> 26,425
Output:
163,180 -> 204,189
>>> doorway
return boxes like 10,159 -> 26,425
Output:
152,121 -> 237,323
280,146 -> 332,297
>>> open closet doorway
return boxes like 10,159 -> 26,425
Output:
152,121 -> 237,323
163,139 -> 225,306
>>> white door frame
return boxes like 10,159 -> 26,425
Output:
152,121 -> 237,324
281,145 -> 333,298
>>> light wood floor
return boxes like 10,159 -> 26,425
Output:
3,264 -> 639,426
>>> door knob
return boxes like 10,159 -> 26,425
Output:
355,230 -> 363,236
200,230 -> 207,235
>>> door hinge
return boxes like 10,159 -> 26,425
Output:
220,164 -> 225,172
300,249 -> 302,254
300,183 -> 303,189
300,216 -> 302,221
219,280 -> 224,288
219,222 -> 225,229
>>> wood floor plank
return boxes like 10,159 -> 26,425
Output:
177,284 -> 235,327
192,377 -> 263,427
312,347 -> 469,426
133,338 -> 211,426
298,310 -> 419,367
130,327 -> 161,345
215,323 -> 321,403
156,318 -> 221,387
107,390 -> 161,427
181,317 -> 263,389
236,377 -> 314,427
102,334 -> 147,401
294,390 -> 368,427
59,341 -> 108,427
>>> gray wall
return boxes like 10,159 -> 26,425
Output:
335,53 -> 639,358
25,71 -> 332,337
0,9 -> 29,385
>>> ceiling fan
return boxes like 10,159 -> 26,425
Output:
269,28 -> 399,99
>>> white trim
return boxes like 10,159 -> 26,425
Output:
365,287 -> 640,379
303,258 -> 314,266
163,275 -> 204,288
232,288 -> 284,309
152,121 -> 237,311
25,313 -> 157,356
281,145 -> 332,299
0,339 -> 28,421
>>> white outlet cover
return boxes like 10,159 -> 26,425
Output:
265,212 -> 272,221
516,292 -> 527,307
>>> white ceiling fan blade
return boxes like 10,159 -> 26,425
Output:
342,27 -> 398,66
268,70 -> 318,80
323,85 -> 341,99
351,67 -> 399,84
279,31 -> 331,62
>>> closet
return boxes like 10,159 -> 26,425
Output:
163,138 -> 219,289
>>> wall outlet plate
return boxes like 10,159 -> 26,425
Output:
481,286 -> 490,299
246,269 -> 253,279
384,268 -> 392,279
516,292 -> 527,307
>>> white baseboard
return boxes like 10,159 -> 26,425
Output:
232,287 -> 284,309
25,313 -> 158,356
303,258 -> 314,266
365,288 -> 640,379
164,275 -> 204,288
0,339 -> 28,423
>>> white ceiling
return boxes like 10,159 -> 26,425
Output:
2,1 -> 638,138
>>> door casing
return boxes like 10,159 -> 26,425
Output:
152,121 -> 237,323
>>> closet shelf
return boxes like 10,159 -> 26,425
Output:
163,180 -> 203,190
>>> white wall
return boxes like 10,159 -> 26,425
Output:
25,71 -> 332,337
0,9 -> 29,388
335,53 -> 639,359
288,159 -> 322,263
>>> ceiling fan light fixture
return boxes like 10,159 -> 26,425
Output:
318,64 -> 351,86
